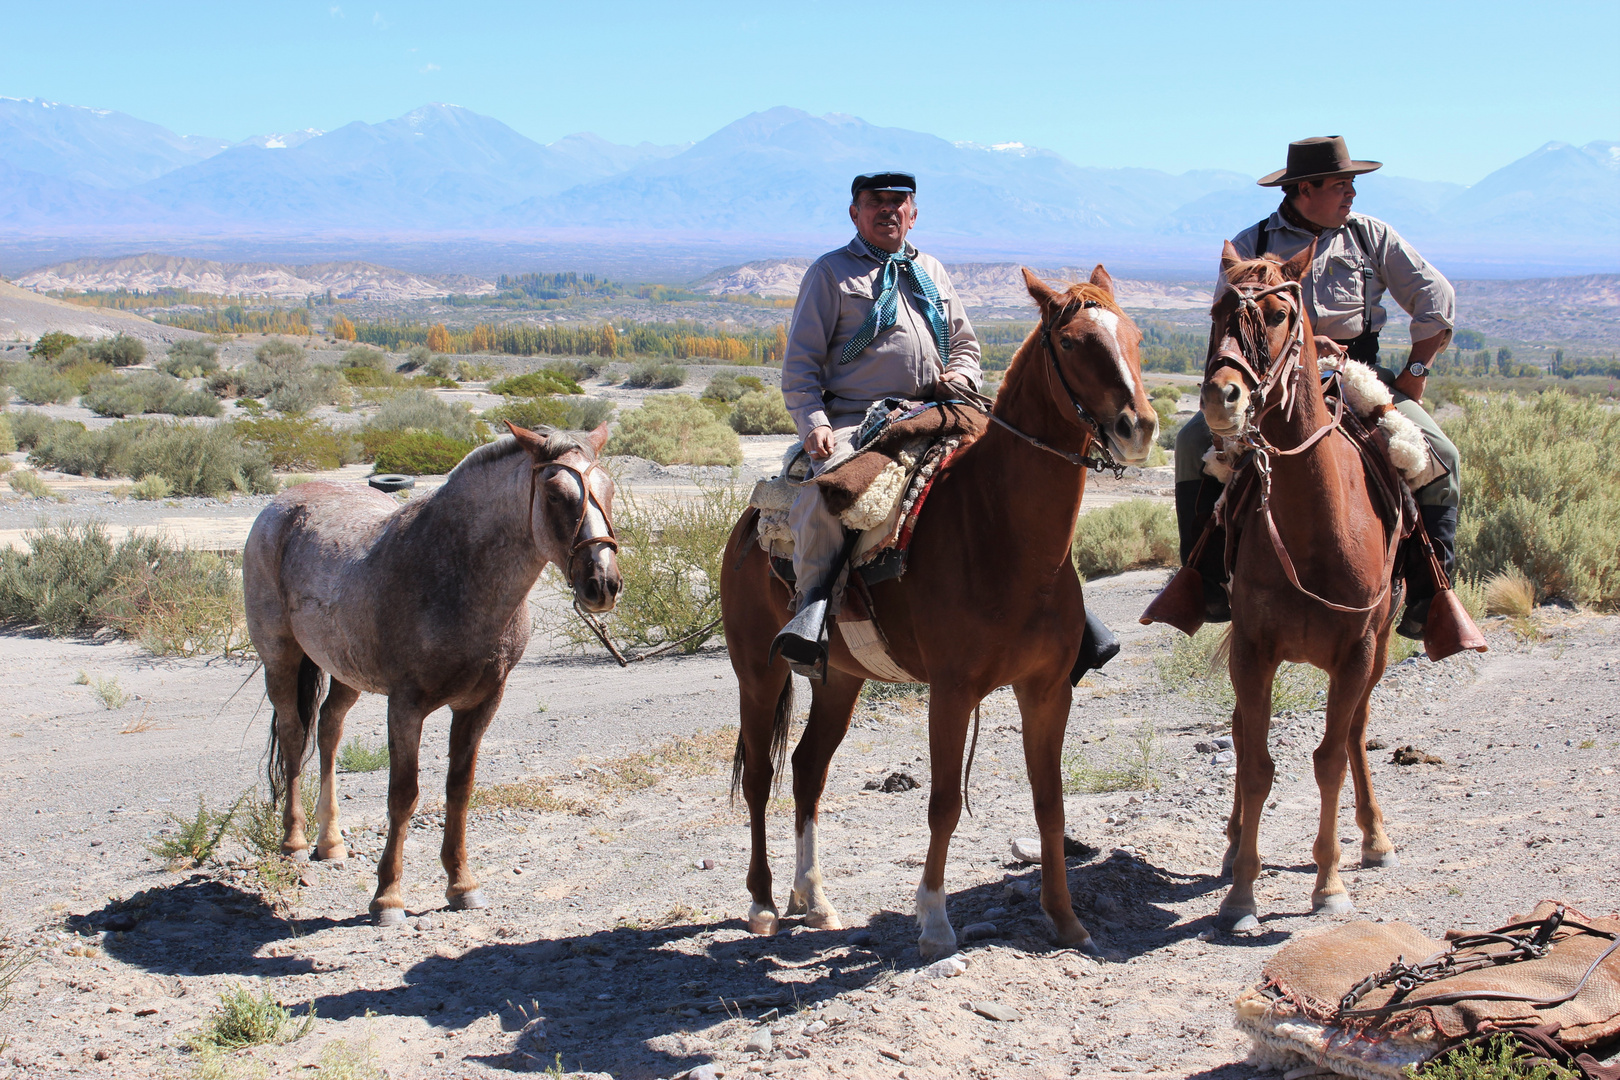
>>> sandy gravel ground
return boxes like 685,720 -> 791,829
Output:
0,562 -> 1616,1079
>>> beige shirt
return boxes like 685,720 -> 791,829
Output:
1227,208 -> 1455,349
781,237 -> 982,439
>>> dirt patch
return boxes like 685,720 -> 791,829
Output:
1,570 -> 1617,1078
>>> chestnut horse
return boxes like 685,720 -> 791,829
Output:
721,268 -> 1158,960
1193,243 -> 1402,931
243,423 -> 620,925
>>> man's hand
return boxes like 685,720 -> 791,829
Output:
805,425 -> 835,461
1314,336 -> 1347,359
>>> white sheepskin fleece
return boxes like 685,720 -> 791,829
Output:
1202,447 -> 1235,484
1319,355 -> 1430,482
841,459 -> 910,531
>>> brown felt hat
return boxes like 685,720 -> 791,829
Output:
1257,136 -> 1382,187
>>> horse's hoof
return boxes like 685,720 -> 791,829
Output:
918,932 -> 958,962
804,909 -> 843,931
314,845 -> 348,863
1362,851 -> 1400,869
373,907 -> 406,928
747,904 -> 780,937
1076,936 -> 1103,958
448,889 -> 488,911
1216,908 -> 1259,933
1314,893 -> 1355,916
785,890 -> 808,917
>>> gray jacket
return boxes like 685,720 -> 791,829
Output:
1227,209 -> 1455,349
781,237 -> 982,439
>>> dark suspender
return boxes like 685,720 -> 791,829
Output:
1251,213 -> 1381,362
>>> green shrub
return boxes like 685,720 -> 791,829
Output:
403,344 -> 432,370
546,359 -> 599,382
702,372 -> 765,403
11,364 -> 77,405
366,389 -> 482,442
234,417 -> 363,471
364,430 -> 476,475
7,470 -> 59,500
129,474 -> 173,501
1156,624 -> 1327,719
485,396 -> 613,433
210,362 -> 276,399
607,394 -> 741,465
159,338 -> 220,378
1415,1033 -> 1574,1080
29,331 -> 79,361
82,371 -> 224,418
1445,390 -> 1620,608
265,366 -> 344,414
1072,499 -> 1178,578
8,410 -> 67,449
729,389 -> 796,435
489,370 -> 584,397
53,346 -> 115,394
27,420 -> 275,497
338,737 -> 389,772
548,482 -> 747,653
423,354 -> 453,379
0,414 -> 14,455
624,360 -> 687,389
1063,721 -> 1163,793
339,345 -> 389,371
255,339 -> 307,374
87,333 -> 147,367
190,985 -> 314,1051
148,793 -> 240,866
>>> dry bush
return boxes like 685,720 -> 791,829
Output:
489,370 -> 583,397
83,371 -> 223,418
1072,499 -> 1178,578
365,389 -> 482,442
87,333 -> 146,367
1156,624 -> 1326,720
607,394 -> 741,466
25,418 -> 275,497
729,389 -> 796,435
544,481 -> 747,653
623,360 -> 687,389
1483,566 -> 1537,617
581,727 -> 738,794
0,415 -> 13,455
233,417 -> 363,471
1063,721 -> 1163,793
484,396 -> 613,433
159,339 -> 220,378
254,339 -> 307,374
6,469 -> 59,500
10,364 -> 76,404
1446,390 -> 1620,609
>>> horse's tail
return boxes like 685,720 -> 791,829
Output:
267,656 -> 327,805
730,677 -> 795,803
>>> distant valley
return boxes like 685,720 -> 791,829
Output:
1,97 -> 1615,278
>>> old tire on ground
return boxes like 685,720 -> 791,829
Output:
369,474 -> 416,493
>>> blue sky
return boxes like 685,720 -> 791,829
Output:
2,0 -> 1615,184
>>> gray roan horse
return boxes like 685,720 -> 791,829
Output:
243,422 -> 620,925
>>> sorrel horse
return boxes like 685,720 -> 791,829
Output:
721,268 -> 1158,960
243,422 -> 620,925
1179,243 -> 1402,931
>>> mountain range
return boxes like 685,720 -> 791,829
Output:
1,96 -> 1615,276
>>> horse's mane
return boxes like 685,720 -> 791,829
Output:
447,428 -> 592,481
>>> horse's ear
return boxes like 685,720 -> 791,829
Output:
1021,266 -> 1060,312
586,421 -> 610,456
504,419 -> 547,457
1219,240 -> 1244,280
1088,265 -> 1115,300
1280,239 -> 1316,283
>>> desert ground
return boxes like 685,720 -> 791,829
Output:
1,466 -> 1617,1078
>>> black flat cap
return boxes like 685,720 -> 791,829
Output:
851,172 -> 916,198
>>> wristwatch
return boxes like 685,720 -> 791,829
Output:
1405,360 -> 1428,378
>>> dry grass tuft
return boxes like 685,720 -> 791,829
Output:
1483,566 -> 1536,617
1063,721 -> 1164,793
581,727 -> 738,794
468,781 -> 591,816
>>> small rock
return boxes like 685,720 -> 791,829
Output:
803,1019 -> 827,1035
106,1004 -> 127,1014
1009,837 -> 1041,862
1211,750 -> 1235,765
683,1067 -> 724,1080
745,1027 -> 772,1054
961,921 -> 998,942
135,1007 -> 158,1017
983,906 -> 1007,920
1391,745 -> 1443,766
696,859 -> 716,871
922,956 -> 967,978
847,929 -> 875,947
1213,735 -> 1234,750
1193,740 -> 1217,754
821,1002 -> 852,1025
298,873 -> 317,887
1365,738 -> 1388,750
879,771 -> 919,793
89,840 -> 103,847
94,1048 -> 112,1061
971,1000 -> 1020,1022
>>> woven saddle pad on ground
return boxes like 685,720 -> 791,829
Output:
1235,901 -> 1620,1079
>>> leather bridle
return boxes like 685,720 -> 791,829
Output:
530,452 -> 619,578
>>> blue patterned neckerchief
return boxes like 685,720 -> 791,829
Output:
839,236 -> 951,366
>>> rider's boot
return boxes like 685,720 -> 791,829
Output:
1070,608 -> 1120,685
1177,476 -> 1230,623
771,578 -> 833,670
1397,505 -> 1457,640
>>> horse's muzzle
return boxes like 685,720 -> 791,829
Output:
1109,408 -> 1158,466
573,556 -> 622,614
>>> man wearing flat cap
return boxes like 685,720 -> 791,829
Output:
1175,136 -> 1462,639
772,172 -> 982,667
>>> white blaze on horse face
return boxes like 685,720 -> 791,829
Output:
1082,307 -> 1137,398
580,471 -> 614,575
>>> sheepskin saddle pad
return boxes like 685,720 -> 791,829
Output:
747,399 -> 985,565
1319,355 -> 1446,491
1234,900 -> 1620,1080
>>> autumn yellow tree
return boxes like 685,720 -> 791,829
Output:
427,323 -> 451,353
330,315 -> 356,341
599,323 -> 618,358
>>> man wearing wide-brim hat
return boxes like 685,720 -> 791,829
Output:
1174,135 -> 1462,639
771,172 -> 983,669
